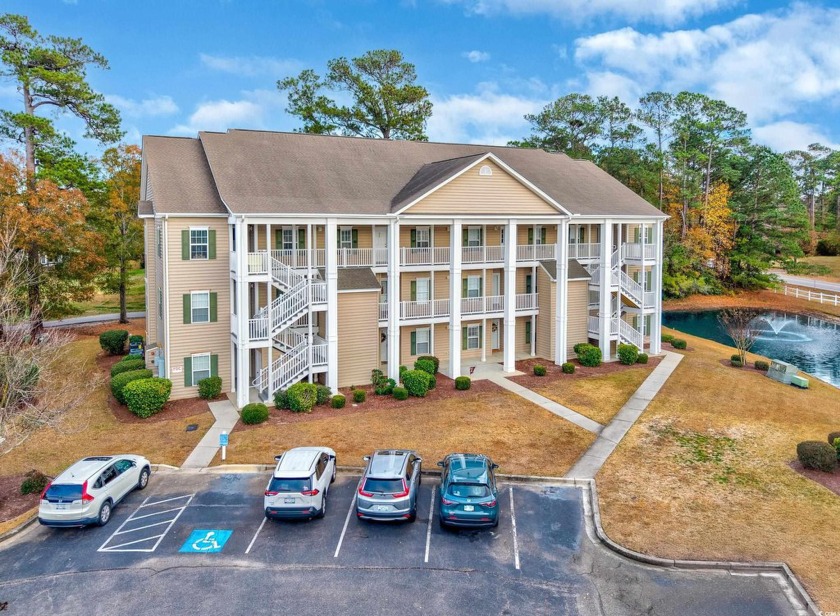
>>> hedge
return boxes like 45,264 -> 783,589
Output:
617,344 -> 639,365
414,358 -> 436,376
797,441 -> 837,472
111,369 -> 153,404
730,358 -> 743,368
576,343 -> 602,367
118,354 -> 140,364
417,355 -> 440,373
353,389 -> 366,403
129,334 -> 144,344
392,386 -> 409,400
99,329 -> 129,355
637,353 -> 649,364
533,364 -> 546,377
661,334 -> 675,344
561,362 -> 575,374
20,470 -> 50,496
287,382 -> 318,413
111,359 -> 146,377
754,360 -> 769,371
198,376 -> 222,400
274,389 -> 290,410
454,376 -> 471,390
316,384 -> 332,405
241,403 -> 269,425
123,378 -> 172,418
401,369 -> 432,397
331,394 -> 346,409
671,338 -> 688,350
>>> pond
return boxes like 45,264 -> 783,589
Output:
662,310 -> 840,388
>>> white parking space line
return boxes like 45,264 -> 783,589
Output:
127,506 -> 187,522
112,519 -> 173,536
424,486 -> 435,564
99,534 -> 167,551
98,493 -> 194,553
334,494 -> 356,558
245,517 -> 267,555
138,495 -> 193,508
509,487 -> 520,571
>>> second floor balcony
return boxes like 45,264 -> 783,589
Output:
378,292 -> 539,322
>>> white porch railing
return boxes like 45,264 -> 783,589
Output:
271,248 -> 326,269
311,338 -> 328,366
400,246 -> 450,266
249,316 -> 268,340
568,243 -> 601,260
310,281 -> 327,304
515,293 -> 538,310
247,251 -> 269,275
400,299 -> 450,320
461,245 -> 504,264
644,290 -> 657,306
516,244 -> 557,262
622,243 -> 656,260
619,270 -> 644,306
379,302 -> 389,320
587,316 -> 599,335
336,247 -> 388,267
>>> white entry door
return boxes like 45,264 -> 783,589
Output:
380,329 -> 388,363
492,273 -> 501,296
374,227 -> 388,264
491,319 -> 500,350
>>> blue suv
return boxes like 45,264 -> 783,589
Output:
436,453 -> 499,529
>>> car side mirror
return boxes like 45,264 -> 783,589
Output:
436,461 -> 444,467
130,461 -> 136,467
415,457 -> 422,464
491,463 -> 499,469
363,455 -> 370,462
274,454 -> 283,462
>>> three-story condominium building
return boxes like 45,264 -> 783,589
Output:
139,129 -> 667,408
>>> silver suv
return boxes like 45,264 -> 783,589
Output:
356,450 -> 422,522
38,455 -> 151,527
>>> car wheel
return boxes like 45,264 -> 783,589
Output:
492,517 -> 499,528
97,501 -> 113,527
407,508 -> 417,523
331,463 -> 336,484
137,467 -> 150,490
316,494 -> 327,519
438,516 -> 447,530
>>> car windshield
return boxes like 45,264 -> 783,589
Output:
363,478 -> 404,494
45,484 -> 83,501
268,477 -> 311,493
447,483 -> 491,498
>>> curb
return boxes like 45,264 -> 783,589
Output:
0,509 -> 38,545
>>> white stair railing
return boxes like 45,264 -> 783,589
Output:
619,319 -> 644,349
619,270 -> 644,306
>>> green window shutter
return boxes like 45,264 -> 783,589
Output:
352,229 -> 358,248
462,327 -> 467,350
462,229 -> 468,244
462,278 -> 468,296
528,228 -> 534,244
183,294 -> 191,324
208,230 -> 216,259
479,277 -> 483,297
184,357 -> 193,387
634,227 -> 641,243
479,325 -> 483,347
209,292 -> 218,322
298,228 -> 306,248
275,230 -> 282,249
525,321 -> 531,344
411,331 -> 417,355
410,280 -> 417,301
478,228 -> 483,245
526,275 -> 532,294
540,228 -> 547,244
181,230 -> 189,260
410,229 -> 416,248
210,354 -> 219,378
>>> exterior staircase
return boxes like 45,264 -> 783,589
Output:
589,248 -> 645,352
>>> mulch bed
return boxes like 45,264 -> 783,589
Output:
716,359 -> 771,374
509,356 -> 662,389
789,460 -> 840,497
0,475 -> 40,528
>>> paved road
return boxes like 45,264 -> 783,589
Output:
43,311 -> 146,328
773,272 -> 840,293
0,471 -> 801,616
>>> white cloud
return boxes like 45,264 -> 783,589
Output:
463,50 -> 491,63
753,121 -> 839,153
573,5 -> 840,123
106,94 -> 179,118
170,89 -> 287,135
199,53 -> 303,77
442,0 -> 737,24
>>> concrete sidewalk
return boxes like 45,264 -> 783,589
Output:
566,350 -> 683,479
181,399 -> 240,469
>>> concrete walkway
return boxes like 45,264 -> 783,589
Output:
44,311 -> 146,328
181,399 -> 240,469
566,351 -> 684,479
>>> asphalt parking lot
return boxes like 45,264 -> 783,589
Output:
0,471 -> 802,616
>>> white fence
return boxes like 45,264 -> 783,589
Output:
777,285 -> 840,306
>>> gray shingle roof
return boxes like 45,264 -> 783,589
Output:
318,268 -> 381,292
137,200 -> 154,216
539,259 -> 591,282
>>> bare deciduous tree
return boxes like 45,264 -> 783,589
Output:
717,308 -> 762,365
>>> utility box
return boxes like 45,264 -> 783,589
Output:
790,375 -> 810,389
767,359 -> 798,385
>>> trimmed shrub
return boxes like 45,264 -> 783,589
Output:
454,376 -> 471,390
371,369 -> 395,395
316,384 -> 332,405
730,353 -> 741,362
123,378 -> 172,418
118,354 -> 140,363
99,329 -> 129,355
331,394 -> 346,409
573,342 -> 589,355
661,333 -> 675,344
427,374 -> 436,390
129,334 -> 144,344
241,402 -> 269,425
561,362 -> 575,374
730,358 -> 743,368
111,359 -> 146,377
827,432 -> 840,447
273,389 -> 290,410
401,369 -> 432,397
111,369 -> 153,404
399,365 -> 408,376
637,353 -> 649,364
797,441 -> 838,472
671,338 -> 687,350
20,470 -> 50,496
287,382 -> 318,413
576,343 -> 602,367
198,376 -> 222,400
392,386 -> 409,400
617,344 -> 639,366
417,355 -> 440,373
414,358 -> 436,376
353,389 -> 366,403
833,437 -> 840,461
533,364 -> 547,377
754,360 -> 770,371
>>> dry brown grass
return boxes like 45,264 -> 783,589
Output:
216,383 -> 597,476
664,288 -> 840,320
0,321 -> 214,480
801,256 -> 840,281
529,365 -> 656,425
596,327 -> 840,612
0,507 -> 37,537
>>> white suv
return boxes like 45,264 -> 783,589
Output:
38,455 -> 151,527
264,447 -> 336,520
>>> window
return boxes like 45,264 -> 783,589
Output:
525,274 -> 533,295
416,328 -> 430,355
414,226 -> 430,248
267,477 -> 311,493
158,288 -> 163,319
466,227 -> 481,247
192,353 -> 211,383
415,278 -> 430,302
191,292 -> 210,323
466,324 -> 481,350
466,276 -> 481,298
282,228 -> 294,250
535,226 -> 546,245
479,164 -> 493,176
190,228 -> 208,260
339,227 -> 353,249
380,279 -> 388,298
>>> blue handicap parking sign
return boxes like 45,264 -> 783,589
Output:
219,432 -> 229,447
179,529 -> 233,553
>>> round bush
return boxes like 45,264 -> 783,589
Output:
198,376 -> 222,400
417,355 -> 440,373
401,369 -> 432,397
427,374 -> 436,390
661,334 -> 675,344
99,329 -> 129,355
241,402 -> 269,425
572,342 -> 589,355
316,384 -> 332,405
123,378 -> 172,418
533,364 -> 547,377
20,470 -> 50,496
399,365 -> 408,376
129,334 -> 144,345
273,389 -> 290,410
797,441 -> 838,472
353,389 -> 366,403
392,386 -> 409,400
374,378 -> 396,396
730,359 -> 743,368
331,394 -> 346,409
672,339 -> 688,350
637,353 -> 649,364
827,431 -> 840,447
730,353 -> 741,362
454,376 -> 471,390
414,358 -> 436,376
754,360 -> 770,371
287,382 -> 318,413
111,359 -> 146,377
576,344 -> 602,367
617,343 -> 639,365
111,369 -> 153,404
561,362 -> 575,374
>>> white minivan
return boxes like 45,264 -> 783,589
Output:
264,447 -> 336,520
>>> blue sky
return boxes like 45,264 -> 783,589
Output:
4,0 -> 840,155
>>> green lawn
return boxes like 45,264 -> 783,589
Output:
71,268 -> 146,316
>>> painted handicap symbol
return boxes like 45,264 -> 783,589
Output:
179,529 -> 232,553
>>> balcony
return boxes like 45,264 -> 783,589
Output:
400,246 -> 450,266
385,293 -> 538,322
568,243 -> 601,260
622,243 -> 656,261
516,244 -> 557,262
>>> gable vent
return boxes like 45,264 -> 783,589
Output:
479,164 -> 493,176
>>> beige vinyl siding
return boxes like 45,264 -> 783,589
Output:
144,219 -> 158,346
338,225 -> 373,249
434,225 -> 450,247
516,268 -> 536,294
433,323 -> 449,362
166,217 -> 231,401
516,225 -> 558,245
516,316 -> 532,356
485,226 -> 502,247
154,219 -> 165,348
337,291 -> 379,388
407,160 -> 559,216
536,267 -> 555,360
566,280 -> 589,356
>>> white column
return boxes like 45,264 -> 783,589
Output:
448,220 -> 462,378
555,220 -> 569,365
650,220 -> 664,354
387,219 -> 401,380
307,223 -> 314,382
235,219 -> 251,409
599,220 -> 613,360
503,219 -> 517,372
481,317 -> 487,362
326,219 -> 339,390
